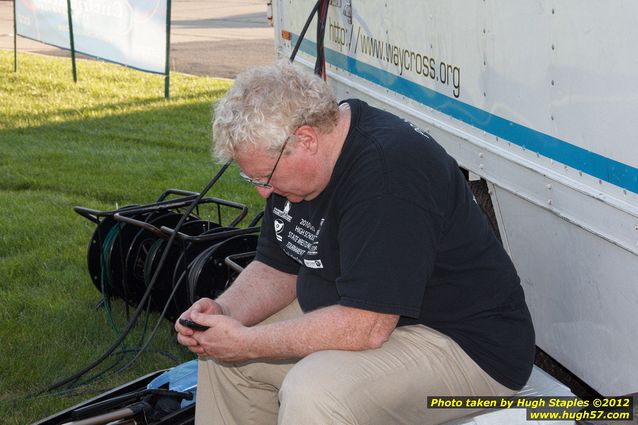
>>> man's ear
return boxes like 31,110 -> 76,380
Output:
294,125 -> 319,154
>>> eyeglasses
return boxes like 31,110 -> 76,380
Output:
239,134 -> 291,189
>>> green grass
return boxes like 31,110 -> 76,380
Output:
0,51 -> 264,424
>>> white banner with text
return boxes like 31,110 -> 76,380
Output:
15,0 -> 167,74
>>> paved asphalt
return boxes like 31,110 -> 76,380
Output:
0,0 -> 276,79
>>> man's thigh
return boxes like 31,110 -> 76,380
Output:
278,324 -> 515,425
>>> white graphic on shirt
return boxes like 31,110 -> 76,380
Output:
306,218 -> 325,256
304,259 -> 324,269
274,219 -> 284,241
274,200 -> 292,222
281,217 -> 326,268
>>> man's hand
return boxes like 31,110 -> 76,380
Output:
189,311 -> 255,363
175,298 -> 225,355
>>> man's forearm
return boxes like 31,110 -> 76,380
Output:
215,260 -> 297,326
244,304 -> 400,359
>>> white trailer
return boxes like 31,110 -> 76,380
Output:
273,0 -> 638,397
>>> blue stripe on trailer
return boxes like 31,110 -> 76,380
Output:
292,35 -> 638,195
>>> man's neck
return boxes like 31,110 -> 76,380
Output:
325,102 -> 352,167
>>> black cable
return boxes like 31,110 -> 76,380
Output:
187,243 -> 219,301
111,268 -> 190,375
314,0 -> 329,77
321,0 -> 329,75
57,269 -> 192,392
43,161 -> 233,394
56,235 -> 215,391
56,349 -> 177,396
54,292 -> 173,395
289,0 -> 321,63
135,294 -> 154,354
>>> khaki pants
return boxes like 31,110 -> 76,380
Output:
195,300 -> 515,425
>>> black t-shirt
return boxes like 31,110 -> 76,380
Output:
255,99 -> 535,390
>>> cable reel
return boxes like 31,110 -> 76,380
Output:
75,190 -> 255,321
122,213 -> 204,307
141,221 -> 223,320
187,233 -> 259,304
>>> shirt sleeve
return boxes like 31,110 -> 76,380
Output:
254,198 -> 301,275
336,194 -> 443,318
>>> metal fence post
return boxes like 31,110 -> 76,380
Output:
66,0 -> 77,82
164,0 -> 172,98
13,0 -> 17,72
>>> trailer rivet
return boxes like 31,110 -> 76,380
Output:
546,184 -> 552,190
479,163 -> 484,169
479,153 -> 484,158
547,200 -> 552,205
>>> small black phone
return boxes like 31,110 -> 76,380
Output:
179,318 -> 210,331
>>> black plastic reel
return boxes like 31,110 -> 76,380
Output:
121,211 -> 200,306
170,227 -> 239,316
188,234 -> 259,304
88,210 -> 199,306
141,221 -> 222,320
86,207 -> 151,301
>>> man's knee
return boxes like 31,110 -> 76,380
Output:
279,355 -> 340,406
278,353 -> 355,423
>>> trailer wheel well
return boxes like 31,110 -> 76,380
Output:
463,170 -> 502,243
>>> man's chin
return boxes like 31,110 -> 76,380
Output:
285,196 -> 304,203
